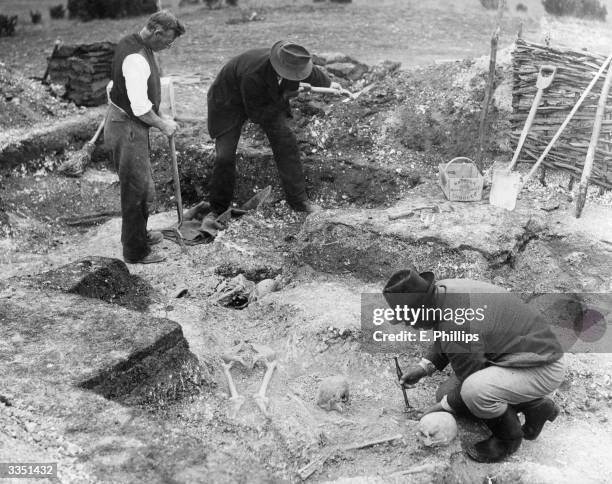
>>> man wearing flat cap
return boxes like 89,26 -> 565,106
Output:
201,40 -> 341,233
106,10 -> 185,264
382,268 -> 565,463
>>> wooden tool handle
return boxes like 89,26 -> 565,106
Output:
88,113 -> 106,145
575,61 -> 612,217
169,135 -> 183,226
300,83 -> 352,97
507,87 -> 544,172
522,53 -> 612,186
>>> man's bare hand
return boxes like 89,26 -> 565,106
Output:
160,118 -> 179,137
399,365 -> 427,387
329,81 -> 343,91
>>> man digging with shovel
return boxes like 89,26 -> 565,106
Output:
382,267 -> 565,463
105,11 -> 185,264
200,40 -> 343,235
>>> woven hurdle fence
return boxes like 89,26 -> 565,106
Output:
512,39 -> 612,189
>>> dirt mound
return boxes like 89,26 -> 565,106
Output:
295,56 -> 512,166
0,63 -> 80,134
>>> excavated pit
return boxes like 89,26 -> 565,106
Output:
149,142 -> 423,212
2,74 -> 612,484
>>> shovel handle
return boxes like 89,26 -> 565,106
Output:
507,87 -> 544,172
169,135 -> 183,227
523,53 -> 612,186
508,65 -> 557,172
299,83 -> 353,98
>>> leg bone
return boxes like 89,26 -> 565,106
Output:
253,360 -> 277,417
222,361 -> 245,417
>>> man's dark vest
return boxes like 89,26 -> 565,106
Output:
110,33 -> 161,125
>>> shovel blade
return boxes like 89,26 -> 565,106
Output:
489,169 -> 522,211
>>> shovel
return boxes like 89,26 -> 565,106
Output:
489,65 -> 556,210
491,54 -> 612,210
299,82 -> 356,100
166,79 -> 187,249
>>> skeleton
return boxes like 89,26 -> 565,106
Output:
316,376 -> 350,412
220,342 -> 277,418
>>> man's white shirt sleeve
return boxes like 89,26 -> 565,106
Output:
122,53 -> 153,117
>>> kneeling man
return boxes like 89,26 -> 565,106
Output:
383,268 -> 565,463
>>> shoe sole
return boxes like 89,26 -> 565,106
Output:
523,403 -> 560,440
464,442 -> 519,463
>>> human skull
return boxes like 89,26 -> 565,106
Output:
316,376 -> 350,412
417,412 -> 457,447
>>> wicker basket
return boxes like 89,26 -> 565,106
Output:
438,157 -> 483,202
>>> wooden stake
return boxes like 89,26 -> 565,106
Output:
575,61 -> 612,218
476,27 -> 500,172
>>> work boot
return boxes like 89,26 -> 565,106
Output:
290,199 -> 321,214
125,251 -> 166,264
464,406 -> 523,463
514,397 -> 560,440
147,230 -> 163,246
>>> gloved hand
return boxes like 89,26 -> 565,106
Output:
400,365 -> 427,387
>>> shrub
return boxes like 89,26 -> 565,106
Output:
30,10 -> 42,24
67,0 -> 157,21
225,0 -> 238,6
49,4 -> 66,19
542,0 -> 607,20
0,14 -> 18,37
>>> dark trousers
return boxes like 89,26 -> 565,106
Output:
104,105 -> 154,261
208,116 -> 307,214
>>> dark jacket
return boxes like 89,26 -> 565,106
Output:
207,47 -> 331,138
424,279 -> 563,409
109,33 -> 161,126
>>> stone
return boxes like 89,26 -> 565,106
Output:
565,251 -> 588,265
316,375 -> 350,412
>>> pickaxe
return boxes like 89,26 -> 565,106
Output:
394,356 -> 411,410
